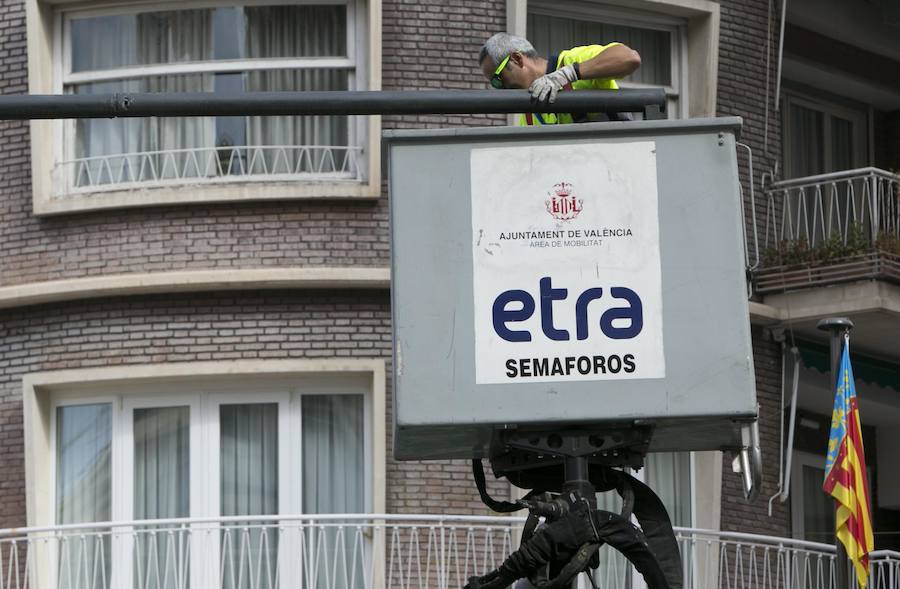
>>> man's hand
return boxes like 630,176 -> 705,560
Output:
528,65 -> 578,104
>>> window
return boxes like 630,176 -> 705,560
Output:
50,383 -> 370,588
588,452 -> 693,588
790,451 -> 834,543
26,0 -> 381,213
59,2 -> 363,193
55,403 -> 113,589
783,92 -> 869,179
527,2 -> 687,118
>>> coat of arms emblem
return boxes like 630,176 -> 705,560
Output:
545,182 -> 583,221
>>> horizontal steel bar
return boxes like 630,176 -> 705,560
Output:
0,89 -> 666,119
0,515 -> 842,553
768,166 -> 899,189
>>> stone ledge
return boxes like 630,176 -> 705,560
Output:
0,267 -> 391,310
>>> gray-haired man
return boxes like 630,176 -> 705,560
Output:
478,32 -> 641,125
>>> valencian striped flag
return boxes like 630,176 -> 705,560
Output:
823,336 -> 874,588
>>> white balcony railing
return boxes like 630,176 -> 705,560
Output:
762,167 -> 900,257
1,514 -> 898,589
52,145 -> 364,195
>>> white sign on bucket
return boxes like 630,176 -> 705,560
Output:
470,142 -> 666,384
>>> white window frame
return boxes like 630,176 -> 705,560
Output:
121,393 -> 202,588
782,91 -> 870,180
26,0 -> 382,215
54,387 -> 371,588
58,0 -> 365,195
527,2 -> 689,119
510,0 -> 719,120
24,360 -> 386,589
49,395 -> 121,587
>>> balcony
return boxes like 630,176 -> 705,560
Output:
52,145 -> 364,196
756,167 -> 900,294
1,514 -> 898,589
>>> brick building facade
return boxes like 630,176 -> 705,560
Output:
1,0 -> 899,585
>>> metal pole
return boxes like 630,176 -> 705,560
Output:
563,456 -> 595,506
817,317 -> 854,589
0,89 -> 667,120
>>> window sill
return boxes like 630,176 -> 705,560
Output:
33,176 -> 380,216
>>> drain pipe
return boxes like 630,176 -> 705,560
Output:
774,0 -> 789,111
767,341 -> 787,516
768,342 -> 800,515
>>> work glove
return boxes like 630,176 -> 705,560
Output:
528,65 -> 578,104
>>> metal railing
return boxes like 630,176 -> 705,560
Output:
1,514 -> 898,589
52,144 -> 363,195
762,167 -> 900,255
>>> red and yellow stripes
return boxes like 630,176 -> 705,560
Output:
823,397 -> 874,588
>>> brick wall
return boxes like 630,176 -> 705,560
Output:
719,326 -> 791,537
0,290 -> 511,528
381,0 -> 506,129
716,0 -> 791,537
717,0 -> 782,269
379,0 -> 511,515
0,201 -> 393,286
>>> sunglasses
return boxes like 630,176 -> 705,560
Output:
490,55 -> 511,89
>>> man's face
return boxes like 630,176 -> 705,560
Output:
481,53 -> 529,90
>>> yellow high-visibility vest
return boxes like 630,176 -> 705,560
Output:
519,43 -> 622,126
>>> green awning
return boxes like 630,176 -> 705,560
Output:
797,339 -> 900,393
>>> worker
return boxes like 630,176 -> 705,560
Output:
478,33 -> 641,125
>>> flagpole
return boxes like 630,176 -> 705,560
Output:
817,316 -> 854,589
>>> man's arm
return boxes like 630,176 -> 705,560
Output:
576,44 -> 641,80
528,43 -> 641,104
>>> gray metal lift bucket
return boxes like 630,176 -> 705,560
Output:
386,118 -> 757,463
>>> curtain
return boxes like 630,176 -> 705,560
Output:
587,455 -> 690,588
134,407 -> 190,520
831,116 -> 853,172
526,13 -> 672,86
71,10 -> 214,186
788,103 -> 825,178
140,11 -> 215,179
302,395 -> 365,589
245,6 -> 349,174
788,104 -> 862,244
220,404 -> 279,589
71,10 -> 209,70
302,395 -> 364,514
71,15 -> 138,72
70,5 -> 354,185
801,464 -> 836,543
56,404 -> 113,589
134,407 -> 190,589
74,80 -> 144,185
592,486 -> 628,588
645,451 -> 691,527
245,6 -> 346,58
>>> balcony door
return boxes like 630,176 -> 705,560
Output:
53,381 -> 369,589
583,452 -> 693,589
790,451 -> 836,544
783,92 -> 868,180
527,1 -> 687,119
